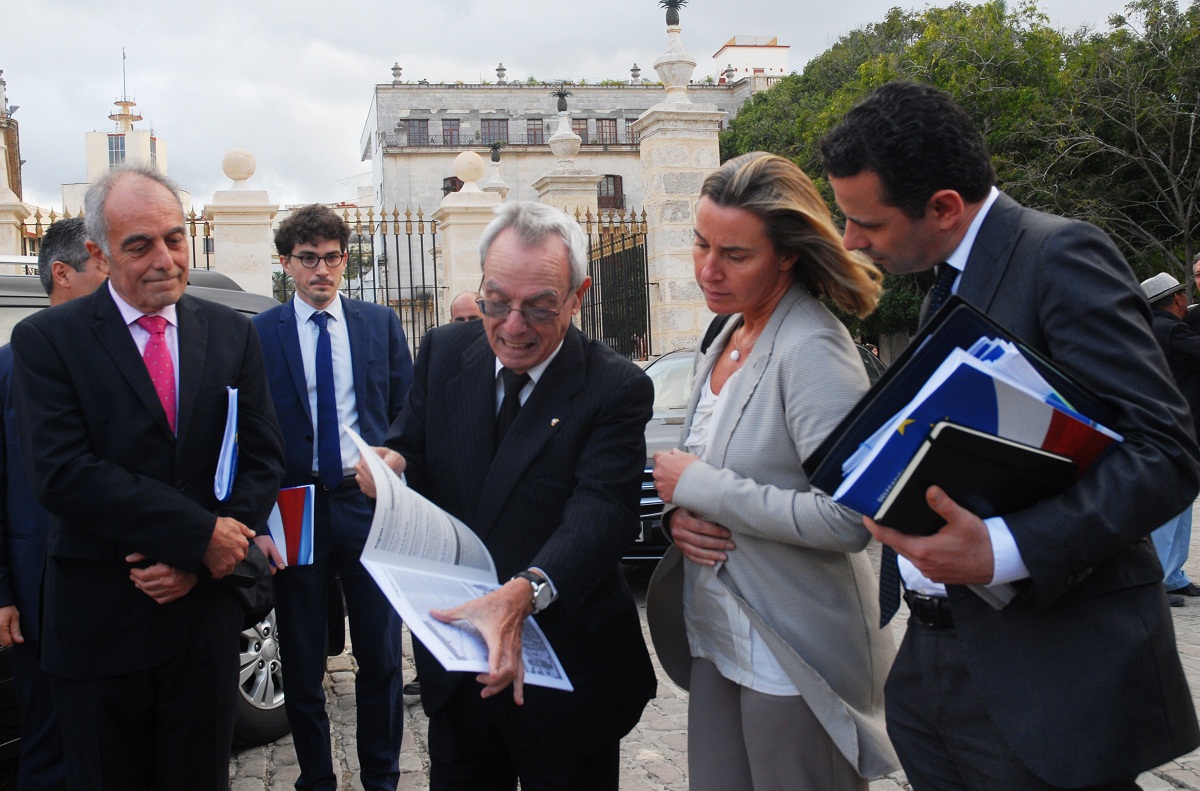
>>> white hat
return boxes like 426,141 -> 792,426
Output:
1141,272 -> 1186,303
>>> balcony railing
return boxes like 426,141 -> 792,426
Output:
382,131 -> 641,148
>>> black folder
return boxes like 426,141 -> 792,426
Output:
803,296 -> 1113,496
872,421 -> 1078,536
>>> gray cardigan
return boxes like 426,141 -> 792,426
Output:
647,283 -> 899,779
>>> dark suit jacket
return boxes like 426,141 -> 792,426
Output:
937,192 -> 1200,785
386,321 -> 656,751
1150,308 -> 1200,443
11,285 -> 285,680
0,344 -> 51,641
252,295 -> 413,488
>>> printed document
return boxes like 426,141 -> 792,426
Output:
348,427 -> 572,691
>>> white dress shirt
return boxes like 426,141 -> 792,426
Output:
899,186 -> 1031,599
110,282 -> 180,423
292,297 -> 361,476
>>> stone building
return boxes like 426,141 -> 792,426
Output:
359,41 -> 786,219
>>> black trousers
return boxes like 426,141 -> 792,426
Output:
887,620 -> 1140,791
428,677 -> 620,791
50,587 -> 242,791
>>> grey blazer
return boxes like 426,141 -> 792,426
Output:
647,283 -> 898,779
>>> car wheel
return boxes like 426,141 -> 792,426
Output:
233,609 -> 290,747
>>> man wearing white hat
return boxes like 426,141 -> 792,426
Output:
1141,271 -> 1200,605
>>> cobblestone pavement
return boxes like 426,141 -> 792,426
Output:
230,504 -> 1200,790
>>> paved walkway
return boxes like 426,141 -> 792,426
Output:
230,506 -> 1200,790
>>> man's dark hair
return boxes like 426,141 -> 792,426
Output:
37,217 -> 91,296
820,80 -> 996,219
274,204 -> 350,257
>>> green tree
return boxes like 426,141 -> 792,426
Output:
1026,0 -> 1200,284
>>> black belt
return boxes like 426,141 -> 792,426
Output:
311,474 -> 358,492
904,591 -> 954,629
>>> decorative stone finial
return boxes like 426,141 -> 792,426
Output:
453,151 -> 486,192
391,63 -> 403,83
222,148 -> 256,189
724,64 -> 735,83
496,63 -> 507,84
0,71 -> 7,117
652,3 -> 696,104
630,63 -> 641,83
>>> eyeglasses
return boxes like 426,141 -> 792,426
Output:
288,252 -> 346,269
476,297 -> 569,325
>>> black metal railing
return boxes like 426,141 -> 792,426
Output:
578,209 -> 651,361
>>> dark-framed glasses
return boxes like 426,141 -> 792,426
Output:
289,252 -> 346,269
476,297 -> 568,325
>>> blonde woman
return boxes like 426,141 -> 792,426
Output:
648,152 -> 898,790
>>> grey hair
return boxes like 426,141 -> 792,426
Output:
37,217 -> 90,296
83,164 -> 184,257
477,202 -> 588,291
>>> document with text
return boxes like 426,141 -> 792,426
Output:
348,428 -> 572,691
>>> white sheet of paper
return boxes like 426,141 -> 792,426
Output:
347,427 -> 573,692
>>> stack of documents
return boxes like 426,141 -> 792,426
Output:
831,333 -> 1121,534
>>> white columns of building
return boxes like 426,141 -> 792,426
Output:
432,151 -> 500,323
201,149 -> 277,296
635,19 -> 725,353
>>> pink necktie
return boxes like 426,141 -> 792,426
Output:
136,315 -> 176,433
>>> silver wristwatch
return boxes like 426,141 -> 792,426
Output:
512,569 -> 553,614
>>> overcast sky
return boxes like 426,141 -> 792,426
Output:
4,0 -> 1132,210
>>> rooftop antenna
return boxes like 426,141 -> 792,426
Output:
110,47 -> 142,133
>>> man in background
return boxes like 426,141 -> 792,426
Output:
0,217 -> 106,789
1141,272 -> 1200,605
253,203 -> 413,791
11,165 -> 285,789
449,290 -> 482,322
821,80 -> 1199,790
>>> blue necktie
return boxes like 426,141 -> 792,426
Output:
310,311 -> 343,489
879,263 -> 959,627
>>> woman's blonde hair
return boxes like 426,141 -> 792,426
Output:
700,152 -> 882,318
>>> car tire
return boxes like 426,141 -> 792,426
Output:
233,609 -> 290,747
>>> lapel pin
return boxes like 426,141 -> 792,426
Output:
550,418 -> 560,427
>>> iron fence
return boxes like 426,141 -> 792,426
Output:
578,209 -> 651,361
20,202 -> 651,362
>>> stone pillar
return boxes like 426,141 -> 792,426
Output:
634,21 -> 725,354
202,149 -> 278,296
0,119 -> 29,256
433,152 -> 500,323
532,113 -> 601,217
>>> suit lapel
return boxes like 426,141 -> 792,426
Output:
91,287 -> 175,440
275,301 -> 312,423
443,333 -> 498,525
174,295 -> 206,447
958,191 -> 1024,311
342,296 -> 372,419
706,285 -> 802,466
474,328 -> 587,538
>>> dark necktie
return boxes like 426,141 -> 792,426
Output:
879,263 -> 959,626
495,368 -> 531,450
926,262 -> 958,318
136,315 -> 176,433
310,311 -> 344,489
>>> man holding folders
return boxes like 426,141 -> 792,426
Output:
253,204 -> 413,791
11,165 -> 286,789
1141,272 -> 1200,606
820,81 -> 1200,790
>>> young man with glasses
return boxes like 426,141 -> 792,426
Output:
253,204 -> 413,791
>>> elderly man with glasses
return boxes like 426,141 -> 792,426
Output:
252,203 -> 413,791
360,201 -> 656,791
